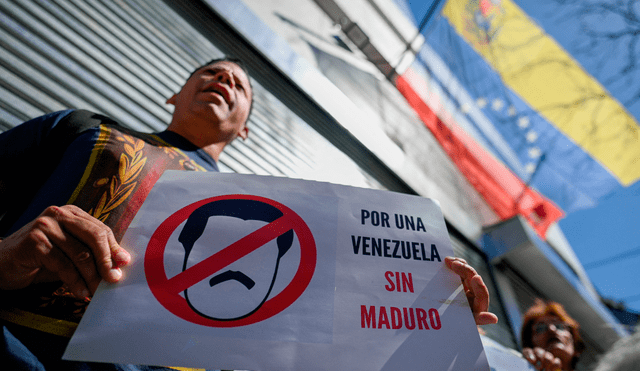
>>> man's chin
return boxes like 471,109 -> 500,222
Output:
193,99 -> 226,116
199,90 -> 226,104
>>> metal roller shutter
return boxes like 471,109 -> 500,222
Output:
0,0 -> 383,188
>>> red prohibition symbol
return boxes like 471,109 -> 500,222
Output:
145,194 -> 317,327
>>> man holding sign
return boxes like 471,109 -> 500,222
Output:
0,55 -> 495,370
0,57 -> 252,370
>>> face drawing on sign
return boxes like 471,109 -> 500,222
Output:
177,199 -> 294,321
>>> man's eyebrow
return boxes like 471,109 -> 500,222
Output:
202,66 -> 220,73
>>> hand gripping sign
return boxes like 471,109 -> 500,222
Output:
144,194 -> 316,327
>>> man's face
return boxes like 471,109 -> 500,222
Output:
168,61 -> 252,144
531,315 -> 575,362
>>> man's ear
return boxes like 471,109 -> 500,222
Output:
237,126 -> 249,140
166,94 -> 178,106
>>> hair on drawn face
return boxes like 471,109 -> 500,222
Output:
177,199 -> 292,271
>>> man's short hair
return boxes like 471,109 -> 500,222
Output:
186,57 -> 254,125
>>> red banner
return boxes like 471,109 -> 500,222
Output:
396,71 -> 563,238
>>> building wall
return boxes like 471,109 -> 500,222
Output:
240,0 -> 499,239
0,0 -> 623,369
221,0 -> 626,367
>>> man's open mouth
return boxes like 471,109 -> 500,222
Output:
203,83 -> 230,105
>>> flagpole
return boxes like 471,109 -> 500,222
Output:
416,0 -> 445,34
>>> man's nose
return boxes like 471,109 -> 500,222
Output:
215,69 -> 234,87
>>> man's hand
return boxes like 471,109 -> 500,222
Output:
0,205 -> 131,298
522,347 -> 563,371
445,256 -> 499,326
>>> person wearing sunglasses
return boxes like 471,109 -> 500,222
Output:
520,299 -> 585,371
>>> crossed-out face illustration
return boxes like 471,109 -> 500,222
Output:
177,199 -> 294,321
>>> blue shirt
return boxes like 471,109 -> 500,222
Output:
0,110 -> 219,371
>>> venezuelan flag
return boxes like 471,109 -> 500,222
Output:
420,0 -> 640,213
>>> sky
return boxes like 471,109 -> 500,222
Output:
404,0 -> 640,313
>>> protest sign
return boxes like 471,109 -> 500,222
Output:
64,171 -> 489,370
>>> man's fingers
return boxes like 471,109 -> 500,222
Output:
474,312 -> 499,325
49,206 -> 126,283
534,347 -> 546,360
470,276 -> 498,324
444,256 -> 499,326
0,205 -> 130,295
470,275 -> 490,311
39,220 -> 102,292
541,352 -> 560,371
37,238 -> 91,298
529,347 -> 561,371
523,348 -> 540,368
444,257 -> 477,281
523,348 -> 545,370
68,206 -> 131,269
30,208 -> 101,295
446,257 -> 487,308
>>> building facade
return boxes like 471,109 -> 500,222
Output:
0,0 -> 628,369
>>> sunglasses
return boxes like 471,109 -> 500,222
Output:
533,322 -> 570,334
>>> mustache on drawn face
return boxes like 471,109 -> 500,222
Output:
209,269 -> 255,290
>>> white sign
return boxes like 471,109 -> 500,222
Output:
64,172 -> 489,371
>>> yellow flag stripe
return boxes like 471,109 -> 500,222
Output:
443,0 -> 640,185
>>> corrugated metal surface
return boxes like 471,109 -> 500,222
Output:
0,0 -> 383,188
0,0 -> 176,131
